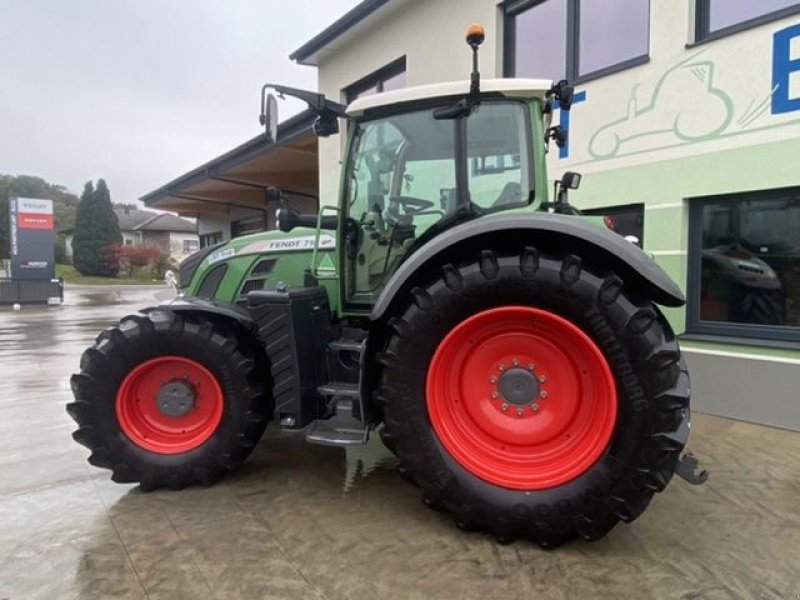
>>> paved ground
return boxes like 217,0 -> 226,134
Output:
1,286 -> 798,599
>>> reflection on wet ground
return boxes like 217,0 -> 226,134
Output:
1,285 -> 799,599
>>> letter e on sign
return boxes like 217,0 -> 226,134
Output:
772,24 -> 800,114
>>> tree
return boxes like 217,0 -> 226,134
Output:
72,179 -> 123,276
107,243 -> 160,278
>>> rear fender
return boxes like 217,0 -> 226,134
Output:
371,213 -> 685,320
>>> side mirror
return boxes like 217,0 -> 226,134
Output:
560,171 -> 582,190
260,93 -> 278,143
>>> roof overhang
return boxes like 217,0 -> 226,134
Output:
346,78 -> 553,116
141,110 -> 318,218
290,0 -> 396,66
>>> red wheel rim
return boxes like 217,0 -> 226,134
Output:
426,306 -> 617,490
116,356 -> 224,454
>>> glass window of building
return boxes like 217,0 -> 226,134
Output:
696,0 -> 800,40
346,58 -> 407,103
199,231 -> 223,248
688,189 -> 800,343
506,0 -> 650,81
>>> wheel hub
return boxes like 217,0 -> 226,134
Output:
425,306 -> 618,490
116,356 -> 224,454
156,380 -> 196,417
497,367 -> 540,406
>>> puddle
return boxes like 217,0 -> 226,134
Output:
342,426 -> 398,494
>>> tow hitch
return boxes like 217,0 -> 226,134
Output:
675,452 -> 709,485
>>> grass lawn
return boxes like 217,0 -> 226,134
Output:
56,264 -> 164,286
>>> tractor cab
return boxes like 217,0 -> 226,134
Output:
342,81 -> 547,305
262,25 -> 575,309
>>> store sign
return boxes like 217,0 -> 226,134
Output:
557,22 -> 800,164
772,23 -> 800,114
8,197 -> 55,280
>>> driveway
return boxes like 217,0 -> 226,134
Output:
0,285 -> 798,599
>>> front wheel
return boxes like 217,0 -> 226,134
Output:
68,310 -> 271,489
378,248 -> 690,546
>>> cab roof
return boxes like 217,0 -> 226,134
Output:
345,78 -> 552,117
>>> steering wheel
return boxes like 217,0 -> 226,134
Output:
391,195 -> 435,216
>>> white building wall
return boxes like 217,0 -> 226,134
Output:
554,3 -> 800,181
316,0 -> 505,206
197,208 -> 233,239
168,231 -> 200,261
121,232 -> 140,246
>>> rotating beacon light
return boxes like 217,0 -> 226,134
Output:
466,23 -> 485,97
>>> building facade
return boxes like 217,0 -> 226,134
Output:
293,0 -> 800,430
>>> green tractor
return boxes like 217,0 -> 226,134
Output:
69,27 -> 692,546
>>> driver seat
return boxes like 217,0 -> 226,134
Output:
492,182 -> 523,207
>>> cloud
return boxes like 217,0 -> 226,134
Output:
0,0 -> 361,204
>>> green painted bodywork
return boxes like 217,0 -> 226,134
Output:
185,226 -> 341,313
182,97 -> 606,320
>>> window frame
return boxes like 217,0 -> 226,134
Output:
341,99 -> 536,311
686,188 -> 800,346
503,0 -> 650,84
182,239 -> 199,254
231,213 -> 268,239
694,0 -> 800,45
345,57 -> 407,103
199,231 -> 223,249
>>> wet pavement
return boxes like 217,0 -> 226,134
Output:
1,285 -> 799,599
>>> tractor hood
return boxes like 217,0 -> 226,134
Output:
179,227 -> 336,296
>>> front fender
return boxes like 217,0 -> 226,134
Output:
148,297 -> 256,329
371,213 -> 685,320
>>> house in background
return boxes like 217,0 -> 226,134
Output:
63,207 -> 199,263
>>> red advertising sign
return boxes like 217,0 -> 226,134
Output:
18,213 -> 54,230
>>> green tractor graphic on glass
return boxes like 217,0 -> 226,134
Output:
69,25 -> 696,546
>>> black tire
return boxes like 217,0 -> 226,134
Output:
378,248 -> 690,546
67,309 -> 271,490
739,289 -> 784,325
378,424 -> 399,456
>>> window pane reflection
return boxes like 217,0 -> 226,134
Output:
699,196 -> 800,327
708,0 -> 799,33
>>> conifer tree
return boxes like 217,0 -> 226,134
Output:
72,179 -> 122,276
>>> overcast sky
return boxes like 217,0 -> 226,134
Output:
0,0 -> 362,203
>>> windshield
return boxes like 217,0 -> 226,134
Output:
344,100 -> 532,304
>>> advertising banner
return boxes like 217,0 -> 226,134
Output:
9,197 -> 55,280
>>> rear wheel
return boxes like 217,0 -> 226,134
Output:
68,310 -> 271,489
378,248 -> 690,546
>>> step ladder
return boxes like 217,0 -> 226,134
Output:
305,336 -> 370,446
